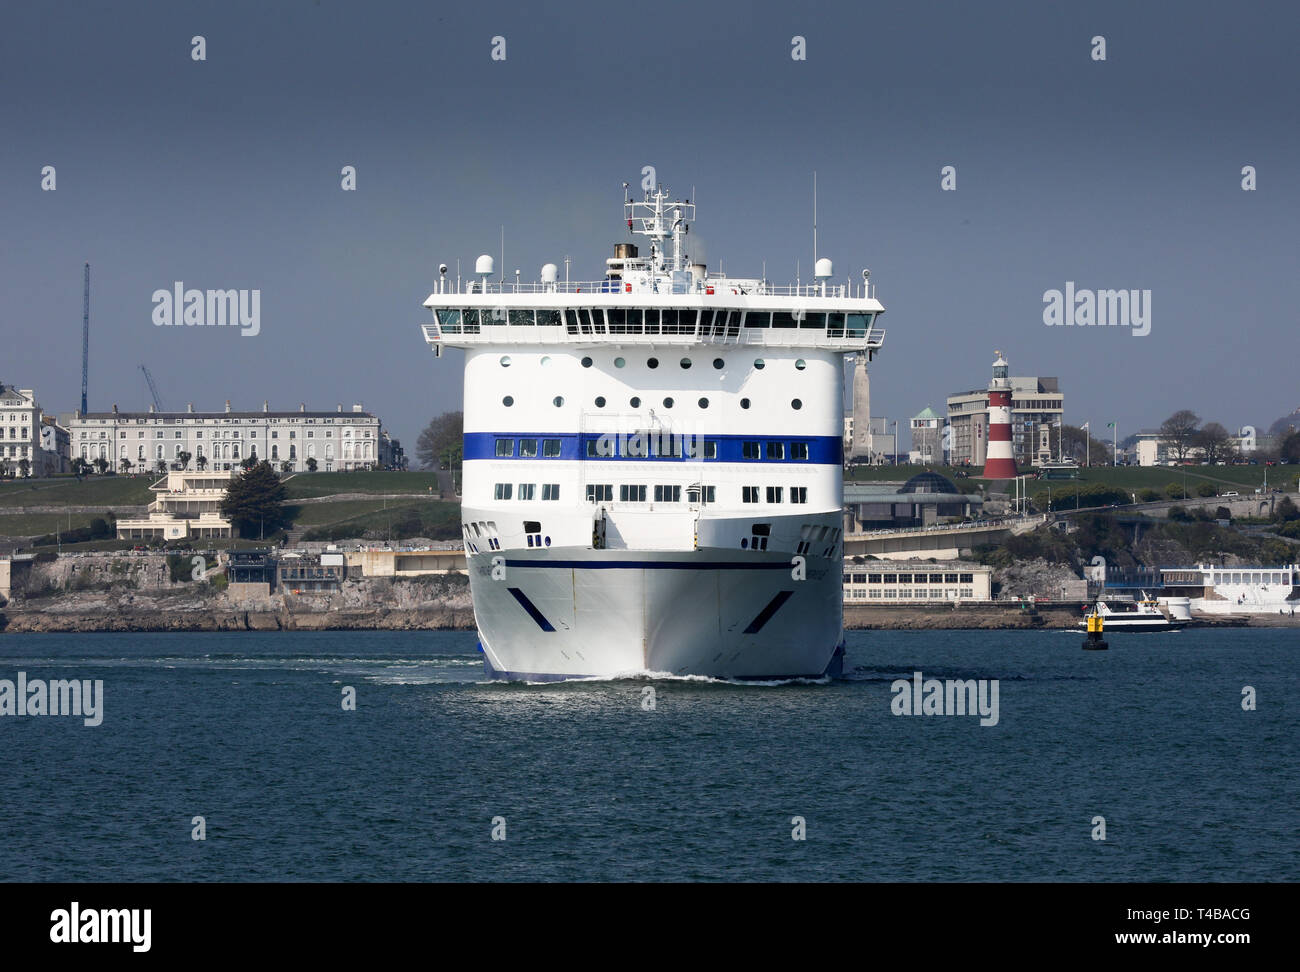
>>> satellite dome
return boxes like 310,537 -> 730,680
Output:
475,254 -> 495,276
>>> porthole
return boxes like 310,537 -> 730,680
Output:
581,356 -> 593,368
500,355 -> 512,367
795,359 -> 806,370
741,538 -> 749,549
540,356 -> 552,367
698,398 -> 709,409
712,358 -> 724,370
740,398 -> 751,409
502,396 -> 514,407
663,397 -> 674,408
614,357 -> 626,368
595,396 -> 606,408
647,357 -> 659,369
680,357 -> 692,369
553,396 -> 565,407
791,398 -> 803,410
630,396 -> 641,407
753,358 -> 765,370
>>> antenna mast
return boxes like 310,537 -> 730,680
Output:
81,263 -> 90,414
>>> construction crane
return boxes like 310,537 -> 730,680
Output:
139,364 -> 164,412
81,263 -> 90,414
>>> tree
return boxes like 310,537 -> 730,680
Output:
306,457 -> 318,472
1275,496 -> 1299,523
1195,422 -> 1231,464
1195,482 -> 1217,497
1281,430 -> 1300,464
72,457 -> 89,478
155,459 -> 168,475
119,458 -> 133,475
17,458 -> 30,478
416,411 -> 463,470
177,450 -> 192,470
240,454 -> 258,471
1058,425 -> 1113,465
196,454 -> 208,471
93,456 -> 109,475
280,460 -> 293,474
220,460 -> 290,538
1160,410 -> 1200,462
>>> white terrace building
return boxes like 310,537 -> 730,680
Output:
65,401 -> 383,473
116,469 -> 236,540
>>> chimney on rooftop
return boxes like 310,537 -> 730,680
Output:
263,400 -> 269,412
148,404 -> 155,414
225,400 -> 232,413
352,403 -> 363,413
299,403 -> 305,413
337,403 -> 342,413
187,403 -> 193,413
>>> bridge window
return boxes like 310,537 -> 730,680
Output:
846,312 -> 872,337
536,309 -> 561,326
508,309 -> 534,326
771,312 -> 799,328
744,311 -> 770,328
462,309 -> 481,330
799,312 -> 827,329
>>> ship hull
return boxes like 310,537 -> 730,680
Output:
468,547 -> 843,680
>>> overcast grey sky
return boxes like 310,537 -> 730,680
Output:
2,0 -> 1296,452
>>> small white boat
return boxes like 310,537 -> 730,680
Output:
1079,592 -> 1188,632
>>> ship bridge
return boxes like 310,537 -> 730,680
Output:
421,184 -> 885,355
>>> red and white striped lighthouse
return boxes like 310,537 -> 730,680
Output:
982,350 -> 1018,480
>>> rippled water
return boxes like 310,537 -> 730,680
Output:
0,628 -> 1294,881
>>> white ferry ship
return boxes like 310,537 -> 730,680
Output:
1078,594 -> 1188,632
421,182 -> 886,679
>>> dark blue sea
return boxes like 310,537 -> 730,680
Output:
1,629 -> 1295,882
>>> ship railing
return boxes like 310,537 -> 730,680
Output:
452,281 -> 857,298
423,320 -> 884,348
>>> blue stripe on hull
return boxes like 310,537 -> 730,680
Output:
464,431 -> 842,464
